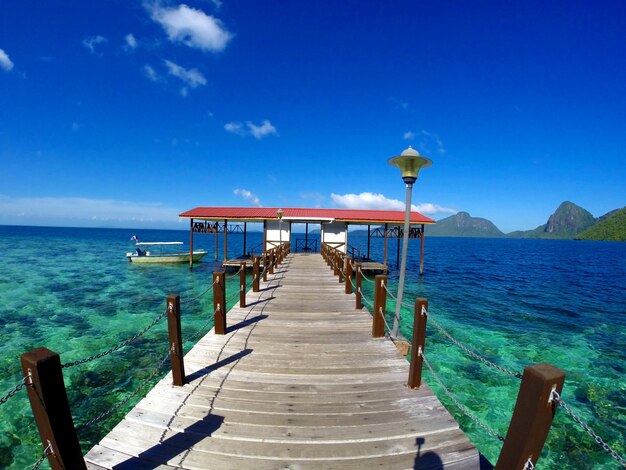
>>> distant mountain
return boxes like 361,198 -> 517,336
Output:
575,208 -> 626,241
426,212 -> 504,238
507,201 -> 596,239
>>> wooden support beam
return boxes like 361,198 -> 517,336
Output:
408,298 -> 428,388
223,220 -> 228,262
355,263 -> 363,309
345,257 -> 353,294
213,271 -> 226,335
495,363 -> 566,470
243,222 -> 247,257
383,223 -> 388,266
189,218 -> 194,270
239,262 -> 246,308
372,275 -> 387,338
166,295 -> 185,386
21,348 -> 86,470
252,256 -> 260,292
420,224 -> 425,276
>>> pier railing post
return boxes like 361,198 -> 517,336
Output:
252,256 -> 260,292
269,251 -> 275,274
333,251 -> 340,277
345,257 -> 353,294
239,262 -> 246,308
408,298 -> 428,388
21,348 -> 86,470
262,253 -> 268,282
495,363 -> 566,470
166,294 -> 186,386
213,271 -> 227,335
338,253 -> 345,283
372,274 -> 387,338
355,263 -> 363,309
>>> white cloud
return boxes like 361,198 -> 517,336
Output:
0,195 -> 183,228
247,120 -> 278,139
163,59 -> 207,89
420,129 -> 446,156
224,120 -> 278,139
0,48 -> 14,71
224,121 -> 244,135
82,35 -> 107,55
147,3 -> 232,52
233,189 -> 262,207
403,131 -> 415,140
330,192 -> 456,216
143,64 -> 160,81
125,33 -> 138,49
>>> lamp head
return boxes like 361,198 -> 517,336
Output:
388,145 -> 432,184
277,208 -> 284,219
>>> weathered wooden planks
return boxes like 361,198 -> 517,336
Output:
85,253 -> 479,469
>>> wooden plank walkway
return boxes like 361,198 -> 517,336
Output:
85,253 -> 479,469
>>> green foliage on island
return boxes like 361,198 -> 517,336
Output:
507,201 -> 596,239
575,208 -> 626,241
425,201 -> 625,241
426,212 -> 504,238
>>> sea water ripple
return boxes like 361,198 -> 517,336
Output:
0,226 -> 624,469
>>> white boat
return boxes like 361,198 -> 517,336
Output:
126,242 -> 208,264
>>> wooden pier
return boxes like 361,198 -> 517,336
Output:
84,252 -> 479,469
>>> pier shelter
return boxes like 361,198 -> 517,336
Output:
179,207 -> 435,272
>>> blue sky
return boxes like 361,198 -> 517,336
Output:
1,1 -> 624,232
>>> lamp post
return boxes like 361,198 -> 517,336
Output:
277,208 -> 284,247
388,146 -> 431,338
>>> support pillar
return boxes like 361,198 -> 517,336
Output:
21,348 -> 86,470
419,224 -> 425,276
383,223 -> 388,267
223,219 -> 228,262
243,222 -> 247,257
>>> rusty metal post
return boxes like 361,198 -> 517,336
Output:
252,256 -> 260,292
355,263 -> 363,309
345,257 -> 353,294
21,348 -> 86,470
166,295 -> 185,386
372,274 -> 387,337
408,298 -> 428,388
213,271 -> 226,335
239,262 -> 246,308
495,363 -> 566,470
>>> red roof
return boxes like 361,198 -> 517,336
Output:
179,207 -> 435,225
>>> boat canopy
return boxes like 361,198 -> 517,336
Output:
135,242 -> 184,246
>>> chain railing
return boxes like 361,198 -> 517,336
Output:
76,349 -> 171,432
0,375 -> 30,406
421,350 -> 506,442
30,441 -> 53,470
424,307 -> 523,379
553,391 -> 626,467
61,308 -> 167,369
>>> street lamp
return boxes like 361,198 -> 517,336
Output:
388,145 -> 431,338
277,208 -> 284,246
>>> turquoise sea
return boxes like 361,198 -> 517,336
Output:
0,225 -> 624,469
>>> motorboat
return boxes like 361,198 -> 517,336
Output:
126,241 -> 207,264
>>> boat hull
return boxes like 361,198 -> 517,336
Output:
127,250 -> 208,264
